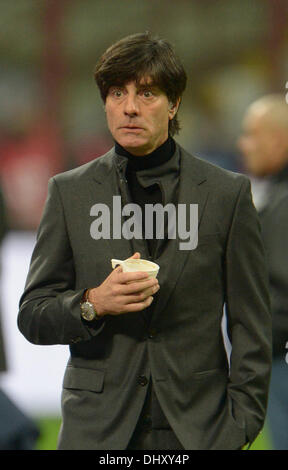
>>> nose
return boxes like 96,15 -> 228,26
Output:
123,92 -> 139,116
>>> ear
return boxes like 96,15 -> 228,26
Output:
168,98 -> 181,120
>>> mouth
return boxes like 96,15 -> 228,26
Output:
120,125 -> 143,130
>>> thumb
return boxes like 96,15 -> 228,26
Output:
114,265 -> 123,273
129,252 -> 141,260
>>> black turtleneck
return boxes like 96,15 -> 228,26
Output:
115,136 -> 175,171
115,137 -> 176,258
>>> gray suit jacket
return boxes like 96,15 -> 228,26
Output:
18,145 -> 272,450
258,164 -> 288,358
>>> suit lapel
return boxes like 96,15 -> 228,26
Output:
91,149 -> 134,262
152,147 -> 209,319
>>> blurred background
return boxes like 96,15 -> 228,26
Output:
0,0 -> 287,449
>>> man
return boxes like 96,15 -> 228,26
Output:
238,94 -> 288,450
18,32 -> 272,450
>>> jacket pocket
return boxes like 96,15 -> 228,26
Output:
63,366 -> 105,392
189,367 -> 228,379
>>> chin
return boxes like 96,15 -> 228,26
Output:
124,146 -> 149,156
118,138 -> 149,155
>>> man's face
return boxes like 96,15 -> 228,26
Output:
104,78 -> 179,156
237,109 -> 282,177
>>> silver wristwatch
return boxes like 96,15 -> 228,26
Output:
80,290 -> 100,321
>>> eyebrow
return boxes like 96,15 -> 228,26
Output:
138,83 -> 154,89
137,83 -> 160,93
109,82 -> 159,93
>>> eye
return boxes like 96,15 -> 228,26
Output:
109,88 -> 123,98
113,89 -> 123,98
142,90 -> 153,98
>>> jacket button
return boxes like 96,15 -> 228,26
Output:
138,375 -> 148,386
71,337 -> 82,344
148,328 -> 157,339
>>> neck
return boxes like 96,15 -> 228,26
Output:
115,136 -> 176,171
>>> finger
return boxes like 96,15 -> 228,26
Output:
138,284 -> 160,297
112,265 -> 123,272
117,270 -> 150,284
121,276 -> 158,292
123,285 -> 160,303
113,253 -> 140,269
128,252 -> 141,260
122,296 -> 154,312
121,279 -> 159,295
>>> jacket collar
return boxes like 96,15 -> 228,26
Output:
92,143 -> 207,186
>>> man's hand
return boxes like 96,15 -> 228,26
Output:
87,252 -> 160,317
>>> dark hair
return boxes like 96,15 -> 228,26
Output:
94,32 -> 187,136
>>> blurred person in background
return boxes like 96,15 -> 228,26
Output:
238,94 -> 288,450
18,32 -> 271,450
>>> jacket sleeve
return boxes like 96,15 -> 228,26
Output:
17,177 -> 105,345
224,177 -> 272,445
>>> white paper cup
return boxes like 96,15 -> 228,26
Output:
111,258 -> 160,279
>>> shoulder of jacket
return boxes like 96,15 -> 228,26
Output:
179,144 -> 249,189
51,147 -> 115,186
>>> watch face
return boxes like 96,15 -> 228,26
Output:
81,301 -> 95,321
